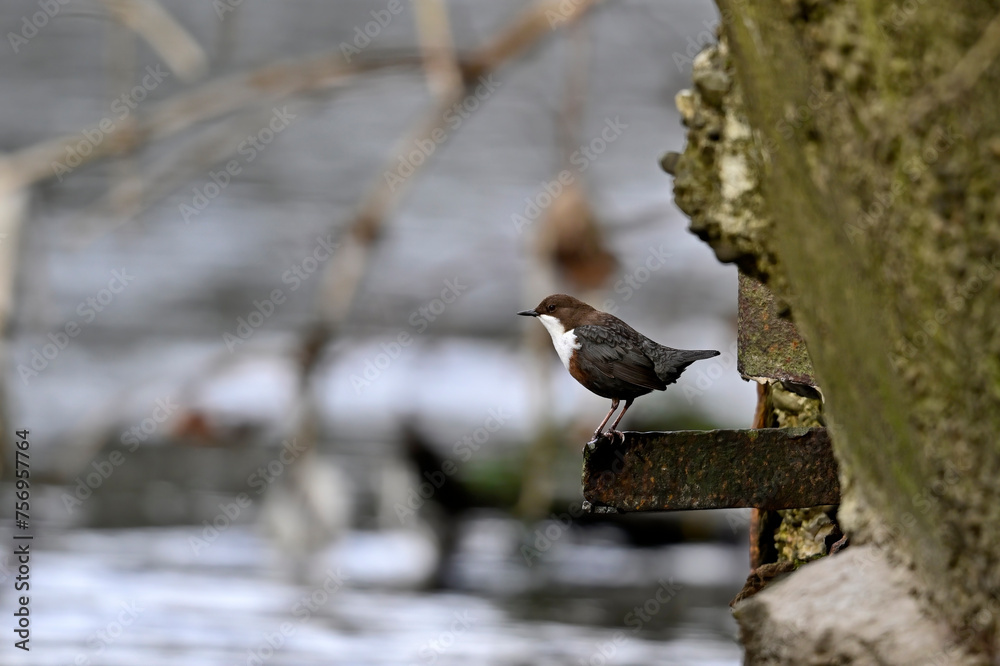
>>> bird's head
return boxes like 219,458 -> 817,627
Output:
518,293 -> 595,329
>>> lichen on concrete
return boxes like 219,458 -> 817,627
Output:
760,382 -> 835,568
672,36 -> 779,285
670,0 -> 1000,660
774,507 -> 835,564
769,383 -> 822,429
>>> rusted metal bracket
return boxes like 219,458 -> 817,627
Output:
738,273 -> 816,386
582,427 -> 838,513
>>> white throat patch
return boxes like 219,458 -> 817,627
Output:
538,314 -> 580,370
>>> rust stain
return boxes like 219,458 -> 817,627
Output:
738,273 -> 816,385
583,427 -> 838,512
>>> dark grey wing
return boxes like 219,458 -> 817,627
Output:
574,324 -> 666,391
641,341 -> 719,386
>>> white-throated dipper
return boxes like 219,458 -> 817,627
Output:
518,294 -> 719,442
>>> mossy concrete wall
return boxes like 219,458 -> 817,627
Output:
674,0 -> 1000,658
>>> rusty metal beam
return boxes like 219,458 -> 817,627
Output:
738,273 -> 816,386
582,427 -> 838,512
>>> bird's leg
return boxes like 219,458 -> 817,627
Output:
607,398 -> 634,443
589,399 -> 619,444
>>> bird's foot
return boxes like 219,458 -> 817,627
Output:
586,430 -> 611,450
586,430 -> 624,450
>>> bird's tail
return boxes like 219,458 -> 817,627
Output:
646,345 -> 721,386
675,348 -> 720,364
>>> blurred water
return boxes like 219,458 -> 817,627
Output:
2,521 -> 743,665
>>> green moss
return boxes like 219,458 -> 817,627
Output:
675,0 -> 1000,653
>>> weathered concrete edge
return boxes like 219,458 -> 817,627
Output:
733,545 -> 985,665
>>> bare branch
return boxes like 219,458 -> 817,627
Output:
99,0 -> 209,81
309,0 -> 606,334
464,0 -> 604,81
414,0 -> 463,98
2,54 -> 422,191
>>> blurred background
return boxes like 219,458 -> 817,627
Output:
0,0 -> 756,664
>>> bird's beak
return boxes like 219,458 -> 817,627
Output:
517,309 -> 538,317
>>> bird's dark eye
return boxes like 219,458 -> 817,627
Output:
547,304 -> 556,312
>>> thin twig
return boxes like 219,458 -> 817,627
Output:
99,0 -> 208,81
311,0 -> 606,334
414,0 -> 463,98
463,0 -> 604,83
74,109 -> 283,245
2,54 -> 423,191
